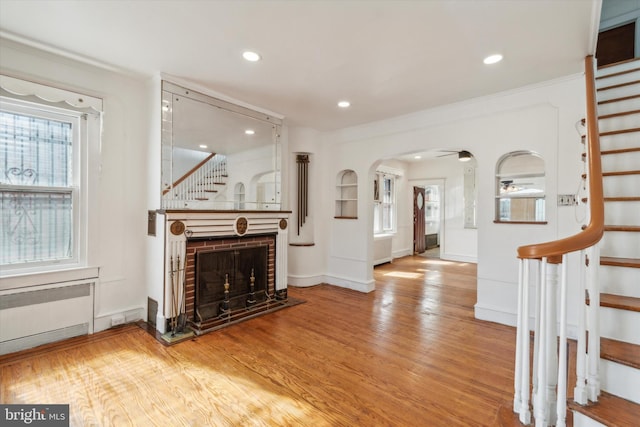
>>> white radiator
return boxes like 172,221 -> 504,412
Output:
0,281 -> 94,355
374,234 -> 393,265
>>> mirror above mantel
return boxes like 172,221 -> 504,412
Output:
161,81 -> 283,211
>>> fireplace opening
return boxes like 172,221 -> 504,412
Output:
195,245 -> 268,321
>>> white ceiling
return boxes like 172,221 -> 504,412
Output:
0,0 -> 598,132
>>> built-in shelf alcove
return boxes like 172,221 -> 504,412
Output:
335,169 -> 358,219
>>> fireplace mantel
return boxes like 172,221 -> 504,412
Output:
150,210 -> 291,334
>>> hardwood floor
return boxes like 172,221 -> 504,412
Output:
0,256 -> 520,426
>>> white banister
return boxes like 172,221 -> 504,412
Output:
515,251 -> 599,426
513,56 -> 603,427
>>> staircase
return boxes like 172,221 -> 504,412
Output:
570,58 -> 640,426
163,153 -> 228,209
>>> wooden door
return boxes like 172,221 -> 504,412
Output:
596,22 -> 636,67
413,186 -> 426,254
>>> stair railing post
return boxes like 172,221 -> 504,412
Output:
514,258 -> 532,424
545,259 -> 559,426
514,258 -> 524,413
520,259 -> 532,424
573,249 -> 588,405
556,254 -> 569,427
586,244 -> 601,402
532,259 -> 541,415
534,258 -> 549,426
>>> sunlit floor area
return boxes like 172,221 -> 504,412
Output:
0,256 -> 519,426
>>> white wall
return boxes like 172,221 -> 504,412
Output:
0,38 -> 150,332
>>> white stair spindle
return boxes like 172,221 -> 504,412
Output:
574,249 -> 588,405
556,254 -> 569,427
520,259 -> 532,424
545,261 -> 559,426
514,258 -> 524,413
535,258 -> 549,426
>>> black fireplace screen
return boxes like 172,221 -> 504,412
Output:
195,245 -> 268,319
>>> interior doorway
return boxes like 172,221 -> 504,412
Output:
413,186 -> 426,254
413,180 -> 444,258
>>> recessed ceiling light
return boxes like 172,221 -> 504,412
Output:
199,144 -> 207,149
245,129 -> 255,135
337,101 -> 351,108
242,51 -> 261,62
414,155 -> 422,159
483,54 -> 503,65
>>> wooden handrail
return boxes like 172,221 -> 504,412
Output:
162,153 -> 216,195
518,56 -> 604,259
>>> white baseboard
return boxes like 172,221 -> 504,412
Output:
373,257 -> 392,266
474,303 -> 517,327
440,253 -> 477,263
325,275 -> 375,293
393,248 -> 412,259
474,303 -> 579,340
94,307 -> 145,333
287,274 -> 325,287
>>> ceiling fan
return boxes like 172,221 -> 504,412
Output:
436,150 -> 473,162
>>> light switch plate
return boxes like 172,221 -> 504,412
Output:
558,194 -> 576,206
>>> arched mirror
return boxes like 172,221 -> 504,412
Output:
161,81 -> 282,210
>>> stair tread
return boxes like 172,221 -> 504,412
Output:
603,147 -> 640,155
604,225 -> 640,232
603,170 -> 640,176
601,127 -> 640,136
600,109 -> 640,119
601,338 -> 640,369
598,94 -> 640,105
568,392 -> 640,427
598,57 -> 640,69
601,256 -> 640,268
604,197 -> 640,202
598,79 -> 640,91
600,293 -> 640,312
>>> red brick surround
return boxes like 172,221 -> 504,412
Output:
184,234 -> 276,321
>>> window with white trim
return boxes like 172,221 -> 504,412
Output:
373,172 -> 395,234
0,77 -> 101,272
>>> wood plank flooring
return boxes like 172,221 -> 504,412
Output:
1,255 -> 521,426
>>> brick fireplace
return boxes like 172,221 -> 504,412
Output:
185,234 -> 277,332
154,210 -> 290,335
